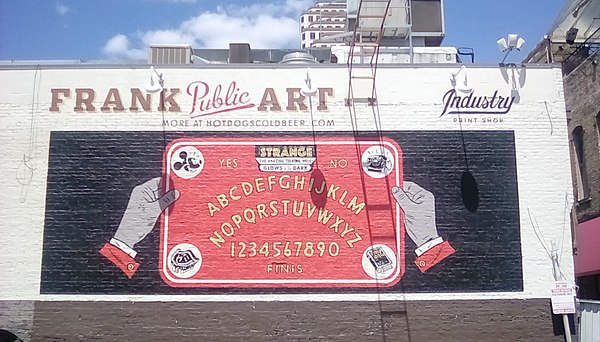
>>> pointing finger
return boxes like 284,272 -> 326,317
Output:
159,189 -> 180,212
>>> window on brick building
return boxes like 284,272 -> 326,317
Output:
572,126 -> 589,201
302,33 -> 305,40
309,16 -> 313,22
301,16 -> 304,23
310,32 -> 315,39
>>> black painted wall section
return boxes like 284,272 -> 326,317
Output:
40,131 -> 522,294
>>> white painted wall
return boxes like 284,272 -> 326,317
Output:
0,64 -> 574,301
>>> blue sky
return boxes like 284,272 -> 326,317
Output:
0,0 -> 567,63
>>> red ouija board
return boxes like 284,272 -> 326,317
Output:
159,136 -> 404,288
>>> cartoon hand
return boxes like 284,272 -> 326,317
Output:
114,177 -> 180,248
100,177 -> 179,278
391,181 -> 455,272
391,182 -> 438,246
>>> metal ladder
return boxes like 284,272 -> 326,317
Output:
345,0 -> 387,108
345,1 -> 414,341
346,0 -> 413,108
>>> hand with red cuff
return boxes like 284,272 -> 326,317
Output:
100,177 -> 180,278
391,181 -> 455,272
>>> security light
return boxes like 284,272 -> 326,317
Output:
496,38 -> 509,52
144,66 -> 164,93
497,34 -> 525,52
507,34 -> 525,50
497,34 -> 525,64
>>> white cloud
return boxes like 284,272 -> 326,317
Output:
55,3 -> 70,15
141,29 -> 196,47
218,0 -> 313,19
103,34 -> 146,59
103,0 -> 314,59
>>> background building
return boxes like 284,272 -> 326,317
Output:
526,1 -> 600,338
300,0 -> 446,50
300,1 -> 348,48
526,0 -> 600,300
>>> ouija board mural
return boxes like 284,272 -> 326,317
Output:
40,130 -> 522,294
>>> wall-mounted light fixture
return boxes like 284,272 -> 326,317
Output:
566,27 -> 579,45
449,65 -> 479,212
145,66 -> 164,93
450,65 -> 473,94
300,67 -> 318,97
299,66 -> 324,198
497,34 -> 525,65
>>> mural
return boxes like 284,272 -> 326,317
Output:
40,131 -> 522,294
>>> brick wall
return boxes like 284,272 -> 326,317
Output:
564,51 -> 600,223
0,300 -> 557,341
0,65 -> 574,341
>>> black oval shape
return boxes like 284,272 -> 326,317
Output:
0,329 -> 21,342
310,169 -> 327,208
461,171 -> 479,212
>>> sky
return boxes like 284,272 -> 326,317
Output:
0,0 -> 568,64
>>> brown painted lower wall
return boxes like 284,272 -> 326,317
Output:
1,299 -> 563,341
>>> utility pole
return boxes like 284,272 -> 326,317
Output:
551,244 -> 573,342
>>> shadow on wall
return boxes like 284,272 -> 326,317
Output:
0,330 -> 23,342
500,65 -> 527,104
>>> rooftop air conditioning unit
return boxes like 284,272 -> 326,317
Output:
148,44 -> 193,65
229,43 -> 252,63
279,52 -> 318,64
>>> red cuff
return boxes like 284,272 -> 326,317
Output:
100,243 -> 140,278
414,240 -> 455,273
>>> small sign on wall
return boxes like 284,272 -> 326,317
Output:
551,281 -> 576,314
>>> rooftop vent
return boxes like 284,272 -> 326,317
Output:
279,52 -> 318,64
149,44 -> 193,65
229,43 -> 252,63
